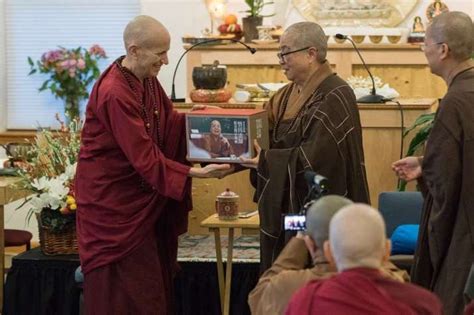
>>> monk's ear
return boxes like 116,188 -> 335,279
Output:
323,240 -> 336,268
439,43 -> 450,60
303,235 -> 317,260
307,47 -> 318,63
127,44 -> 139,59
382,239 -> 391,262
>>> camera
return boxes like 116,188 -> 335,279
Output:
284,214 -> 306,231
283,171 -> 329,232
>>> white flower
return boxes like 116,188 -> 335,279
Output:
31,177 -> 48,191
29,196 -> 48,213
47,177 -> 70,200
64,162 -> 77,180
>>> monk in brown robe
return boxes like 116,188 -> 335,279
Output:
392,11 -> 474,314
241,21 -> 370,272
202,120 -> 234,158
248,195 -> 409,315
286,204 -> 443,314
75,15 -> 229,315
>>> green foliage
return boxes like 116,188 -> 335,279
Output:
398,112 -> 435,191
243,0 -> 274,17
40,207 -> 76,233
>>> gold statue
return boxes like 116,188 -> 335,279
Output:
412,16 -> 425,33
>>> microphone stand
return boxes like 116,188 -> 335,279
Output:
170,38 -> 257,102
335,34 -> 386,104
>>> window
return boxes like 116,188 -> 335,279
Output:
5,0 -> 140,129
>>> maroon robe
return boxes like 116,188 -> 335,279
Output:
285,268 -> 443,315
75,57 -> 192,314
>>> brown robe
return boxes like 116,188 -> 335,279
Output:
413,64 -> 474,315
253,62 -> 370,271
76,57 -> 192,314
202,134 -> 233,158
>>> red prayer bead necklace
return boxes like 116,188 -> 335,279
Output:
115,56 -> 163,150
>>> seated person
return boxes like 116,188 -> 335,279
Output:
248,196 -> 408,315
202,120 -> 233,158
286,204 -> 443,314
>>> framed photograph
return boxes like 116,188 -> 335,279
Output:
185,108 -> 269,163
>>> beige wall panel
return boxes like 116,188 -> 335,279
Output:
353,65 -> 446,99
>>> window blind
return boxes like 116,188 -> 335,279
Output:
5,0 -> 140,129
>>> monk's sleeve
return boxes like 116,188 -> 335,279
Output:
96,94 -> 190,201
248,238 -> 310,315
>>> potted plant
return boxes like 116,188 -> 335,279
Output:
28,45 -> 107,124
398,112 -> 435,190
242,0 -> 274,42
14,116 -> 82,255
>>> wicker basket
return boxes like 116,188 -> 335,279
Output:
37,213 -> 78,255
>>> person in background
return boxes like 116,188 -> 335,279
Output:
202,120 -> 233,158
392,11 -> 474,314
75,15 -> 229,315
286,204 -> 443,314
248,195 -> 408,315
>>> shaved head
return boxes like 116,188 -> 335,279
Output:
427,11 -> 473,61
305,195 -> 353,248
283,22 -> 327,63
123,15 -> 170,53
328,204 -> 387,271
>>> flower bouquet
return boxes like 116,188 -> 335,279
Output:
15,116 -> 82,255
28,45 -> 106,123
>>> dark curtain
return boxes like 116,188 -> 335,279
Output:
3,249 -> 259,315
3,249 -> 80,315
175,261 -> 259,315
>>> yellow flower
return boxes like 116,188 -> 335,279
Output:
66,195 -> 75,205
69,203 -> 77,211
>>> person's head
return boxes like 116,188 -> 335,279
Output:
424,12 -> 473,78
123,15 -> 170,80
414,16 -> 421,23
324,203 -> 391,272
278,22 -> 328,86
210,120 -> 222,136
302,195 -> 353,261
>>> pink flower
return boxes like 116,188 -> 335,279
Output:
77,59 -> 85,70
59,59 -> 77,70
89,44 -> 106,58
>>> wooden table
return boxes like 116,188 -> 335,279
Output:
0,176 -> 29,312
201,213 -> 259,315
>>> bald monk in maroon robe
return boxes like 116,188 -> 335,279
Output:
286,204 -> 443,314
75,15 -> 229,315
392,12 -> 474,314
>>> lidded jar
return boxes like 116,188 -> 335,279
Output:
215,188 -> 239,220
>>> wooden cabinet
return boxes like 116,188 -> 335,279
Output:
184,43 -> 446,100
